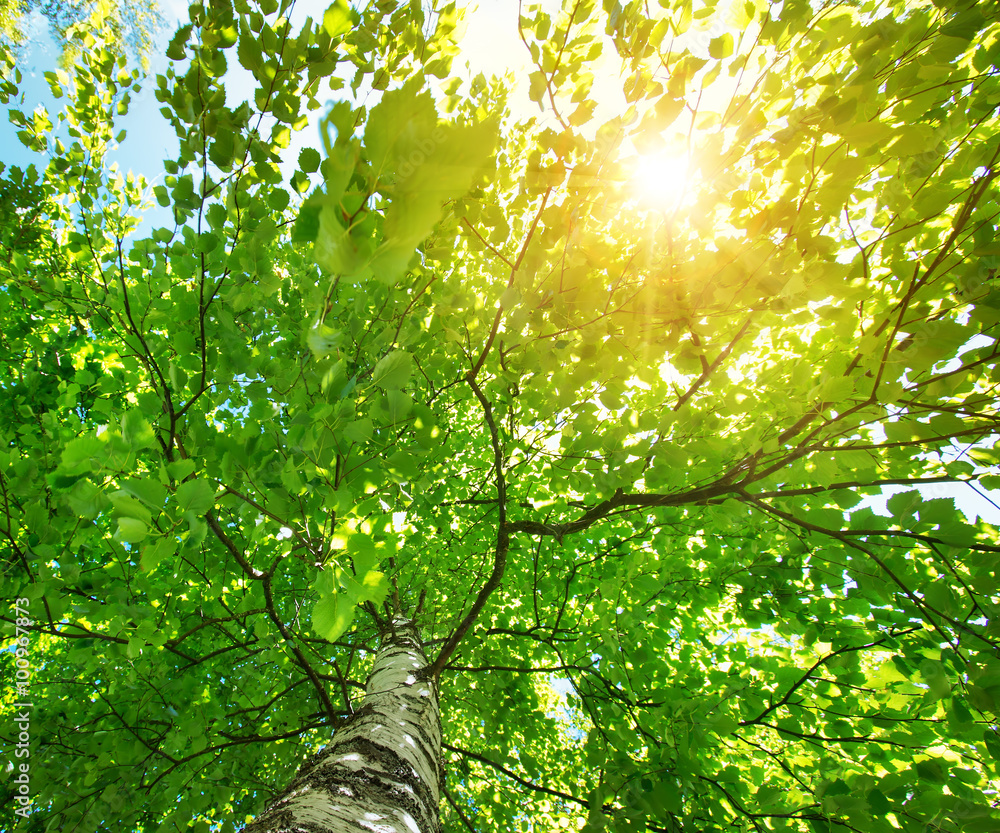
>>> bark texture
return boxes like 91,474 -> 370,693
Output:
243,618 -> 441,833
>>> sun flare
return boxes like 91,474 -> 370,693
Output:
630,151 -> 692,212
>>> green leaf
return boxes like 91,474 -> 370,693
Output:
866,789 -> 891,815
379,389 -> 412,423
122,410 -> 155,450
357,569 -> 389,604
308,322 -> 343,357
116,517 -> 148,543
110,491 -> 153,525
364,78 -> 439,183
175,479 -> 215,515
292,200 -> 323,244
379,118 -> 497,260
323,0 -> 355,38
387,450 -> 419,481
913,759 -> 947,784
311,591 -> 356,643
61,435 -> 107,473
983,730 -> 1000,762
371,350 -> 413,389
209,131 -> 235,170
886,489 -> 920,519
299,147 -> 321,173
182,513 -> 208,551
314,207 -> 363,275
66,479 -> 106,519
121,477 -> 167,509
140,537 -> 176,572
167,459 -> 197,482
709,33 -> 734,59
166,25 -> 192,61
343,418 -> 373,445
709,713 -> 740,736
268,189 -> 289,212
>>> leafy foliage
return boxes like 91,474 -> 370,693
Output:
0,0 -> 163,68
2,0 -> 1000,831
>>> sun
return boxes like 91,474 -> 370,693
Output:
630,151 -> 693,212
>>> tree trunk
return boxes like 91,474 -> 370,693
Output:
243,618 -> 441,833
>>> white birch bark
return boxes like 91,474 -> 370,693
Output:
243,618 -> 441,833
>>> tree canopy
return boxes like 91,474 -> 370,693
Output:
0,0 -> 163,68
2,0 -> 1000,831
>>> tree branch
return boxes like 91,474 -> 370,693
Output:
427,377 -> 509,679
